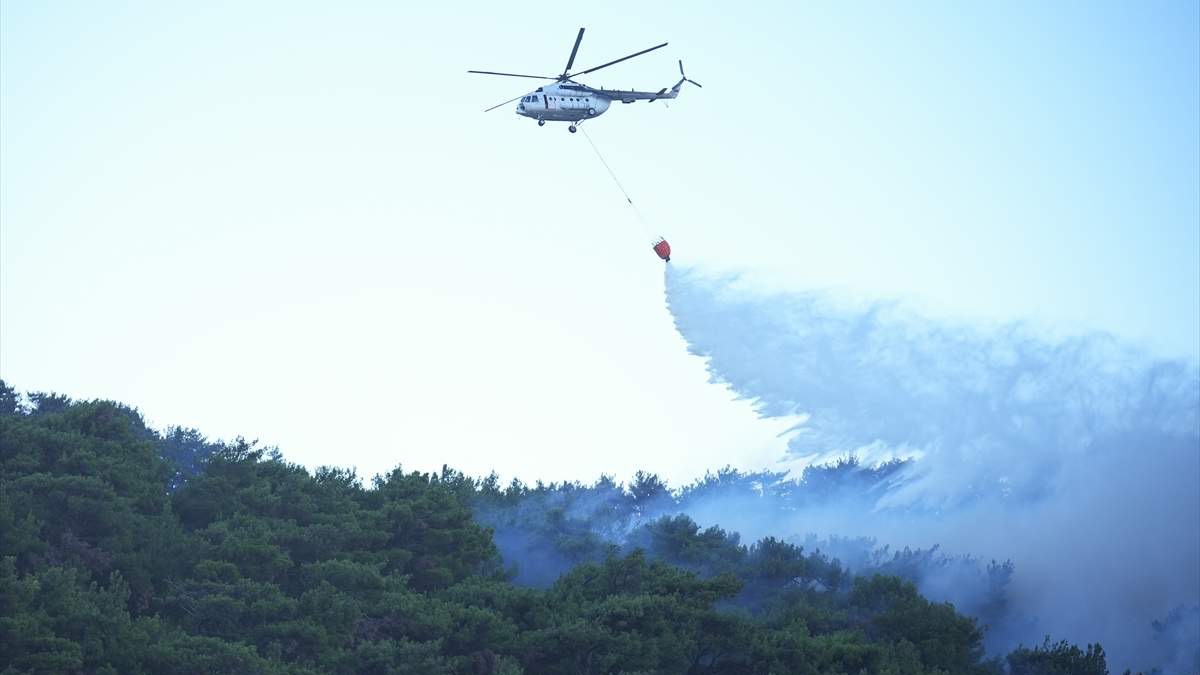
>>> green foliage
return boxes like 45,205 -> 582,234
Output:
849,574 -> 986,673
0,380 -> 23,416
1007,637 -> 1111,675
0,396 -> 189,610
0,385 -> 1117,675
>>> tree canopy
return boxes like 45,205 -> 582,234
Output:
0,381 -> 1138,674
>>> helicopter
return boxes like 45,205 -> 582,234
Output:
468,27 -> 701,133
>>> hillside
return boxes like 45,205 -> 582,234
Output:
0,382 -> 1136,674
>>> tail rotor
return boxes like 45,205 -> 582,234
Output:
678,60 -> 702,88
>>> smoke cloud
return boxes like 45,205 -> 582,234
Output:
664,265 -> 1200,673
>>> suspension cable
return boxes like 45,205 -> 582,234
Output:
580,127 -> 632,204
580,127 -> 652,238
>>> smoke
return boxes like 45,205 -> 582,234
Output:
1151,605 -> 1200,675
664,265 -> 1200,673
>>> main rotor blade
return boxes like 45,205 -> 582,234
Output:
483,94 -> 526,113
573,42 -> 668,77
468,70 -> 556,80
564,27 -> 585,74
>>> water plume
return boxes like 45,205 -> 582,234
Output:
664,265 -> 1200,672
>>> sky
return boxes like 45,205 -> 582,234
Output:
2,1 -> 1197,485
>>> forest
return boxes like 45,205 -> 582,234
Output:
0,382 -> 1149,674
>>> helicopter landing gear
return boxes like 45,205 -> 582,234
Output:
568,125 -> 577,133
537,119 -> 545,127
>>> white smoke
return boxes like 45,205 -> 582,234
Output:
665,265 -> 1200,673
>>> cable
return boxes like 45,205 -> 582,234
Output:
580,127 -> 653,240
580,127 -> 633,204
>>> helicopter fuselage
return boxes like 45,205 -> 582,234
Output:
515,83 -> 613,122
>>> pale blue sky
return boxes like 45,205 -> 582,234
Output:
2,1 -> 1197,482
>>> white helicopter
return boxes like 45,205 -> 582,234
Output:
469,27 -> 701,133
